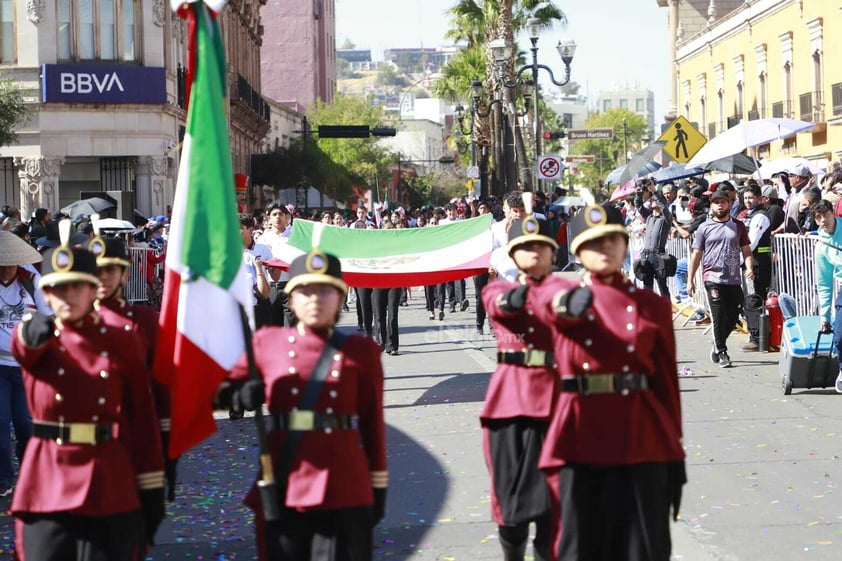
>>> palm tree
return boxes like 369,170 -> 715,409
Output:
442,0 -> 567,195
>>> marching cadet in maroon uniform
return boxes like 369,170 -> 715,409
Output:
480,194 -> 592,561
11,224 -> 165,561
538,204 -> 686,561
89,234 -> 178,501
225,248 -> 387,561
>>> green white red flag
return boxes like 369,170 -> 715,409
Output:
154,0 -> 252,458
265,215 -> 494,288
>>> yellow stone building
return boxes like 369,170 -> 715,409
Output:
663,0 -> 842,167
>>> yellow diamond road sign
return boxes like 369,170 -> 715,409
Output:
657,115 -> 707,164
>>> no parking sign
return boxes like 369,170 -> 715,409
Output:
537,155 -> 563,180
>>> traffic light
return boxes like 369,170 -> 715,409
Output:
318,125 -> 371,138
317,125 -> 397,138
543,131 -> 566,140
371,127 -> 397,137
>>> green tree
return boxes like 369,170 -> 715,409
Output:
569,108 -> 648,197
377,63 -> 400,86
0,78 -> 29,147
308,92 -> 397,199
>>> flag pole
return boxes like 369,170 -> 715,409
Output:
238,305 -> 281,522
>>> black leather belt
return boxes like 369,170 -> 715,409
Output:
33,421 -> 115,445
272,411 -> 358,432
497,350 -> 554,367
560,373 -> 649,395
269,281 -> 287,289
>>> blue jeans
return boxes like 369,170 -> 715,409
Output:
0,364 -> 32,486
674,257 -> 689,300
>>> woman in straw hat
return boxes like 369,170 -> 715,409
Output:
0,231 -> 49,498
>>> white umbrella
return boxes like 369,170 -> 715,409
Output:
754,156 -> 823,179
96,218 -> 135,230
686,118 -> 815,168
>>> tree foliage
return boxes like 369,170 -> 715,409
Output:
0,78 -> 29,148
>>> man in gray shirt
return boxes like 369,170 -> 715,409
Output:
688,190 -> 755,367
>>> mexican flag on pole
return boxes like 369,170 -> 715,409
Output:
153,0 -> 252,458
265,215 -> 494,288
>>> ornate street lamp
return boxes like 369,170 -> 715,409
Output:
492,18 -> 577,187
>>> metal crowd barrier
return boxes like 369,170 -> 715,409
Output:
771,233 -> 820,317
125,246 -> 149,303
629,231 -> 825,324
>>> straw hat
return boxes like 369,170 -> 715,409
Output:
0,230 -> 43,266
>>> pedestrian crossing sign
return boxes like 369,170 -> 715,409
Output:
657,115 -> 707,164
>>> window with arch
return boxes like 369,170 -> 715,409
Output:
57,0 -> 140,62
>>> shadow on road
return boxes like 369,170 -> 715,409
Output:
376,424 -> 449,559
385,372 -> 490,409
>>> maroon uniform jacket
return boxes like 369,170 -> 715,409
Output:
539,272 -> 684,471
481,274 -> 559,422
230,324 -> 387,511
96,297 -> 171,430
11,312 -> 164,515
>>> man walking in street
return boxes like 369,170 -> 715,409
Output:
688,190 -> 755,367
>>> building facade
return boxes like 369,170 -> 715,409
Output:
596,86 -> 656,138
261,0 -> 336,111
668,0 -> 842,165
0,0 -> 268,221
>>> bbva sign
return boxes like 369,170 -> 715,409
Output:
42,64 -> 166,104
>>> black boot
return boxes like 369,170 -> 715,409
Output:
499,537 -> 527,561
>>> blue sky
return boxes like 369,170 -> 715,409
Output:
335,0 -> 671,123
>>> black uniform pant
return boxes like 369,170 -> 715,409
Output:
705,282 -> 744,354
19,510 -> 146,561
640,251 -> 670,300
269,283 -> 294,327
753,251 -> 772,300
555,463 -> 672,561
354,288 -> 373,336
264,506 -> 373,561
474,272 -> 490,330
372,287 -> 401,352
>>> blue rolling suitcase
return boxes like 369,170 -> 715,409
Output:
779,316 -> 839,395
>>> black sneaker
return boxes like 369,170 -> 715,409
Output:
439,311 -> 444,320
710,345 -> 719,364
718,351 -> 732,368
460,299 -> 470,312
0,485 -> 12,497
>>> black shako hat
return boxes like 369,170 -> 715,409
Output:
506,192 -> 558,255
39,220 -> 100,289
285,249 -> 348,295
88,236 -> 131,268
569,203 -> 629,254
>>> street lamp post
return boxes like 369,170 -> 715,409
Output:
468,78 -> 507,198
491,19 -> 576,191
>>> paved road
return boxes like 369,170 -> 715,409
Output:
2,286 -> 840,560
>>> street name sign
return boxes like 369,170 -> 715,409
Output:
565,155 -> 595,164
656,115 -> 707,163
567,128 -> 615,140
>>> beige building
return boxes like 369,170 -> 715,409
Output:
0,0 -> 267,221
661,0 -> 842,166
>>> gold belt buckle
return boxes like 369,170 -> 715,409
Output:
584,374 -> 615,395
524,349 -> 545,367
69,423 -> 98,445
288,410 -> 315,431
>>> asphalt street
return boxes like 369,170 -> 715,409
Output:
1,284 -> 840,560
